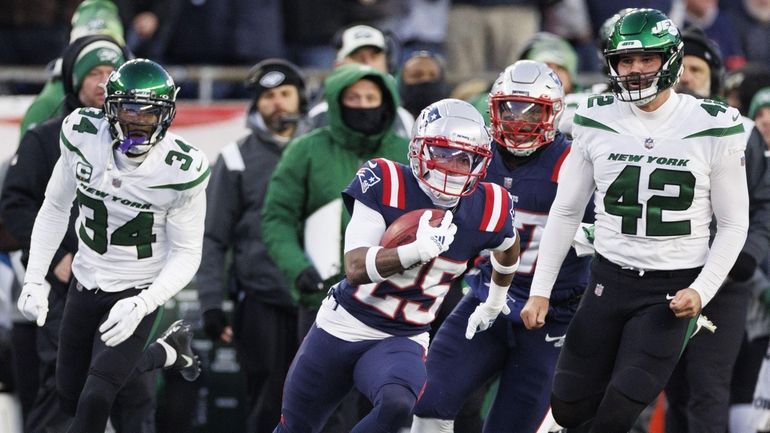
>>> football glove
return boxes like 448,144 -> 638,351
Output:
18,281 -> 51,327
465,301 -> 511,340
729,252 -> 757,282
203,308 -> 229,341
99,296 -> 149,347
296,266 -> 326,294
409,210 -> 457,264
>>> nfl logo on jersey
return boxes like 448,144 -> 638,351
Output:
594,283 -> 604,297
644,138 -> 655,149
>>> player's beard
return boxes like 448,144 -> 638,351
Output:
264,111 -> 299,134
621,71 -> 657,92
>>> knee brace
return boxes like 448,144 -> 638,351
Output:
410,415 -> 455,433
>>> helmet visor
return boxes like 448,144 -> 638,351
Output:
427,144 -> 473,174
116,102 -> 163,127
497,100 -> 546,123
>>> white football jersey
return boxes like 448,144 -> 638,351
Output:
571,92 -> 745,270
58,107 -> 210,291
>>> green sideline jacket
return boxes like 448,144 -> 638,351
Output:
262,64 -> 410,308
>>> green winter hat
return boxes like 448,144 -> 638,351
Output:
749,87 -> 770,119
72,39 -> 125,94
70,0 -> 125,45
525,34 -> 578,79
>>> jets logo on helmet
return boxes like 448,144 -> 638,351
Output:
650,19 -> 678,37
104,59 -> 178,156
604,8 -> 684,106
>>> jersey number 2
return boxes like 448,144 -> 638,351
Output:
77,190 -> 156,258
604,166 -> 695,236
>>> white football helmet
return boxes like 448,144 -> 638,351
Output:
488,60 -> 565,156
409,98 -> 492,208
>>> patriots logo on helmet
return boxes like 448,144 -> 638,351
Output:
426,107 -> 442,123
357,167 -> 381,193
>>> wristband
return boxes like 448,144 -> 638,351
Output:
396,243 -> 421,269
490,254 -> 519,275
486,280 -> 510,309
366,246 -> 386,283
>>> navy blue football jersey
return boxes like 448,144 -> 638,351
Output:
466,134 -> 594,321
336,158 -> 516,336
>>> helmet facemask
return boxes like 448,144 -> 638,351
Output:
105,96 -> 176,156
604,9 -> 684,106
490,95 -> 561,156
606,50 -> 680,106
488,60 -> 565,156
104,59 -> 178,157
410,136 -> 491,208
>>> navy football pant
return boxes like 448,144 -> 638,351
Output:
274,324 -> 426,433
552,256 -> 701,433
414,293 -> 567,433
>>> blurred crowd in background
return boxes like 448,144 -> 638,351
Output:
1,0 -> 770,102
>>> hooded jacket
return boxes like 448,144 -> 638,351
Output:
0,35 -> 127,289
196,109 -> 312,312
262,64 -> 409,307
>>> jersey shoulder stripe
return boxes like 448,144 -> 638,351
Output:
59,129 -> 91,165
478,182 -> 510,232
375,158 -> 405,209
149,167 -> 211,191
573,113 -> 618,133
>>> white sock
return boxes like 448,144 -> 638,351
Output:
157,339 -> 177,367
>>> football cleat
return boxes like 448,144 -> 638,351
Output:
159,320 -> 201,381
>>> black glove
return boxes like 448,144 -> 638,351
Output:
296,267 -> 325,294
203,308 -> 229,342
729,252 -> 757,282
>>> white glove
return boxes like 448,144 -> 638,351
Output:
465,301 -> 511,340
399,210 -> 457,268
99,296 -> 149,347
18,281 -> 51,327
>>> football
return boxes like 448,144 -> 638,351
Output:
380,209 -> 446,248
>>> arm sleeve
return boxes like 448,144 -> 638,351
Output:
23,157 -> 77,285
343,200 -> 386,253
530,142 -> 596,298
262,142 -> 312,289
690,146 -> 749,305
195,157 -> 240,312
138,188 -> 207,312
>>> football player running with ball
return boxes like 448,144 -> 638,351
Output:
522,9 -> 749,433
272,98 -> 520,433
17,59 -> 209,433
411,60 -> 594,433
